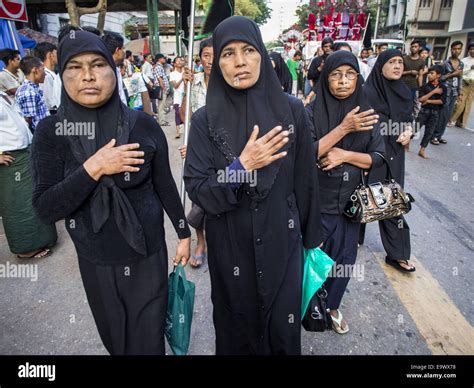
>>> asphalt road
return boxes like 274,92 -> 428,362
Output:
0,109 -> 473,356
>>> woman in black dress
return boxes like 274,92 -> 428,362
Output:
306,51 -> 385,334
269,51 -> 292,94
363,49 -> 415,272
30,31 -> 191,355
184,16 -> 322,355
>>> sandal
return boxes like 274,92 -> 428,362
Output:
190,252 -> 207,268
17,248 -> 52,259
330,309 -> 349,334
385,258 -> 416,273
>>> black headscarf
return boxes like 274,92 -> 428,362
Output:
206,16 -> 295,202
364,49 -> 413,124
269,51 -> 292,94
312,50 -> 369,141
58,30 -> 146,256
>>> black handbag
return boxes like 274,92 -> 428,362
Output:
302,285 -> 331,332
142,74 -> 163,100
148,84 -> 163,100
344,152 -> 415,224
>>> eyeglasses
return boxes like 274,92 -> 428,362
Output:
328,71 -> 359,81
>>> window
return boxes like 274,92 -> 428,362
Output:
441,0 -> 453,8
433,37 -> 448,61
417,22 -> 446,30
419,0 -> 432,8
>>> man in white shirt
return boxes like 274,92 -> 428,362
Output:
0,48 -> 24,102
169,56 -> 185,138
124,50 -> 135,78
0,90 -> 32,153
141,53 -> 158,115
141,53 -> 155,87
450,43 -> 474,129
102,32 -> 127,105
36,42 -> 62,114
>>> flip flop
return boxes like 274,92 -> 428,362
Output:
190,252 -> 207,268
330,309 -> 349,335
17,248 -> 52,259
385,258 -> 416,273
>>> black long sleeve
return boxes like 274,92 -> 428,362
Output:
308,56 -> 323,83
30,113 -> 190,264
306,99 -> 320,158
31,117 -> 99,224
184,108 -> 246,216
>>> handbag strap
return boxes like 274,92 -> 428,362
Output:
360,152 -> 394,186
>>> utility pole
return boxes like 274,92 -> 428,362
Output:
175,10 -> 181,56
152,0 -> 160,53
374,0 -> 382,40
146,0 -> 160,55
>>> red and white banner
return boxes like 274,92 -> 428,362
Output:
0,0 -> 28,22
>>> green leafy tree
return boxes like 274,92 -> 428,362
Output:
295,3 -> 310,31
254,0 -> 272,25
197,0 -> 271,25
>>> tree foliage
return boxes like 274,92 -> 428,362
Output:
197,0 -> 271,26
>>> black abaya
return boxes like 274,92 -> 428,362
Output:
184,16 -> 322,355
269,51 -> 292,94
31,31 -> 190,355
362,49 -> 412,261
306,51 -> 385,312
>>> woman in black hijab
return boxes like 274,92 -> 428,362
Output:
362,49 -> 415,272
184,16 -> 322,355
306,50 -> 384,334
30,30 -> 191,355
269,51 -> 292,94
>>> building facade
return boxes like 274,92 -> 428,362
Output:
37,12 -> 140,37
384,0 -> 473,60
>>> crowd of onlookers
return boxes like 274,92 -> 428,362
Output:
275,37 -> 474,159
0,28 -> 206,141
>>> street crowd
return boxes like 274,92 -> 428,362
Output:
0,16 -> 473,355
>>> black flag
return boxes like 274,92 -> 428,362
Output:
201,0 -> 235,36
363,16 -> 372,49
181,0 -> 192,38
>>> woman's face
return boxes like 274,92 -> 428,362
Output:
62,52 -> 116,108
382,56 -> 404,80
328,65 -> 358,99
219,40 -> 261,89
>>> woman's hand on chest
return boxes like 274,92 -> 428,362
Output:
83,138 -> 145,181
239,125 -> 290,172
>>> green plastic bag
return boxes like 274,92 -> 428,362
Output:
165,264 -> 195,355
301,247 -> 334,319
